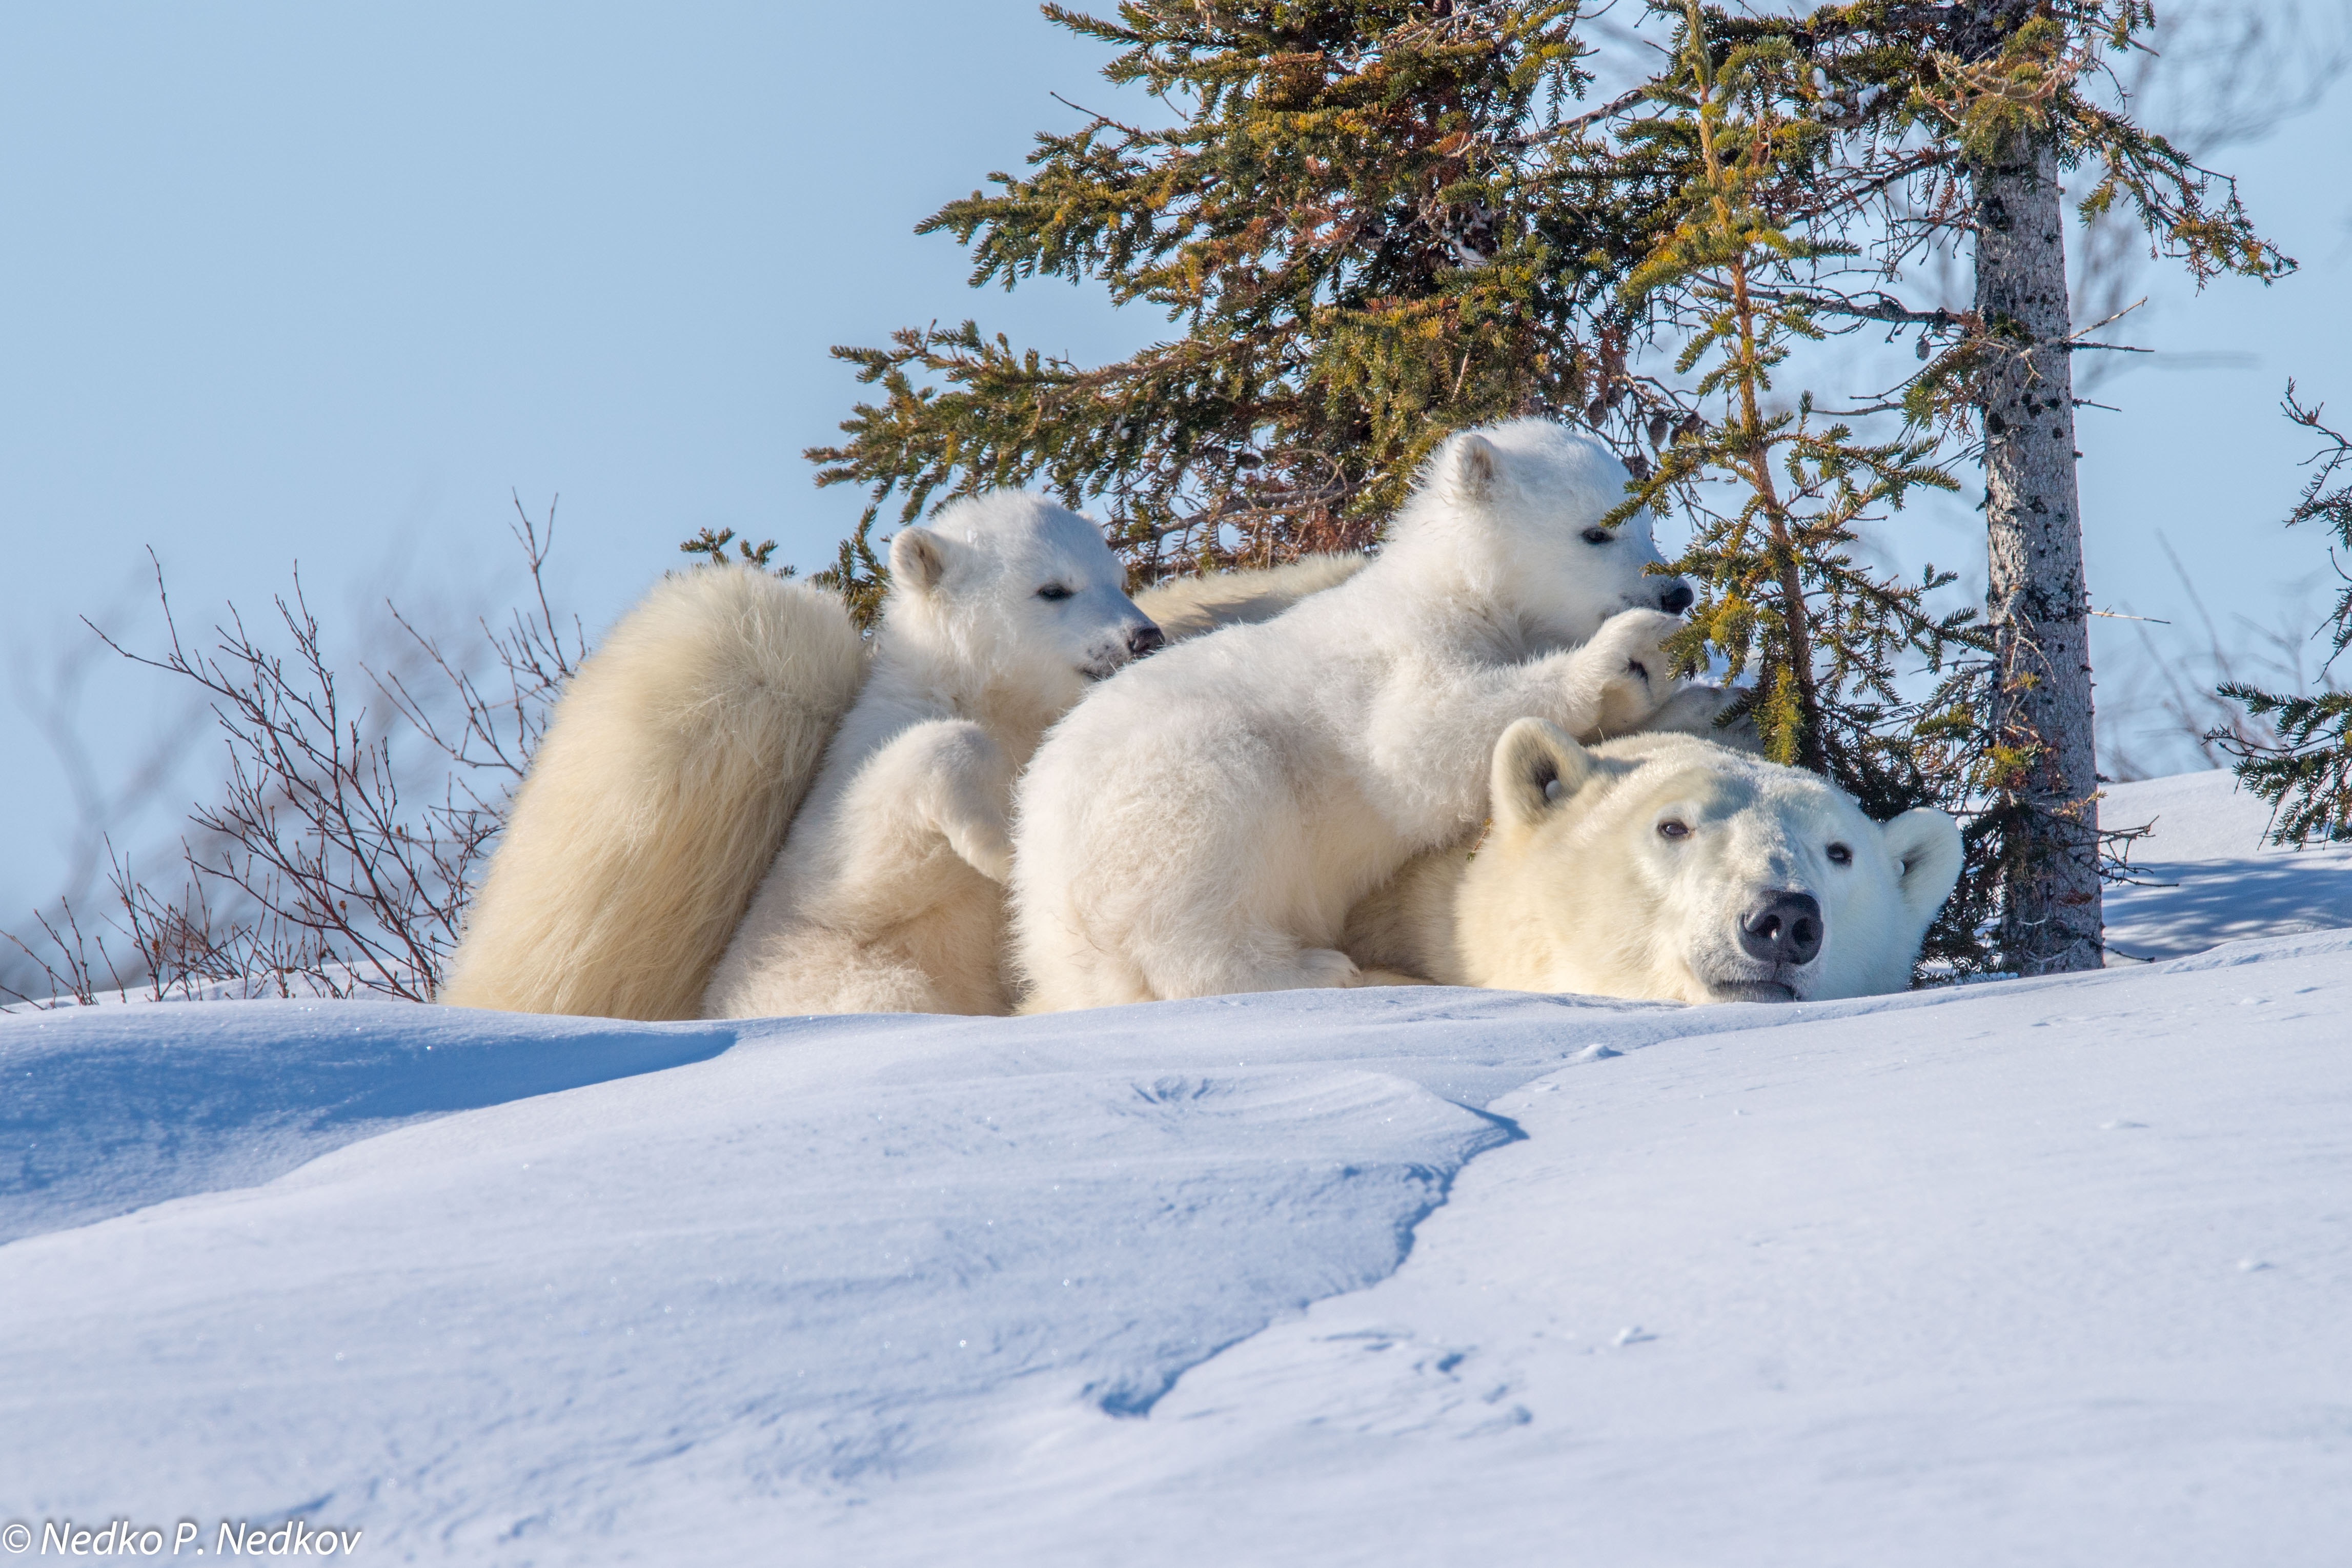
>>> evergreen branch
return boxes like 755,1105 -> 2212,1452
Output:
2209,384 -> 2352,845
1048,90 -> 1151,140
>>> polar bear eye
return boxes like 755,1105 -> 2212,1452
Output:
1036,584 -> 1073,602
1580,527 -> 1613,545
1828,842 -> 1853,866
1657,819 -> 1690,841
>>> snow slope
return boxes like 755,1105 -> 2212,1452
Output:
2103,766 -> 2352,959
3,770 -> 2347,1564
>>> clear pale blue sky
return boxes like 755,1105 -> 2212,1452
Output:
3,3 -> 2347,919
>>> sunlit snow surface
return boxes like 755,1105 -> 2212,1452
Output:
2103,766 -> 2352,959
3,771 -> 2348,1564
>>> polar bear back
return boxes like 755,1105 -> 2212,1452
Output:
1011,580 -> 1402,1002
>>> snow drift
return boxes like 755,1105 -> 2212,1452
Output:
2,769 -> 2347,1565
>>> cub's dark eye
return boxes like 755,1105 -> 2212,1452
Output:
1581,527 -> 1613,545
1657,819 -> 1690,841
1827,842 -> 1853,866
1036,584 -> 1073,602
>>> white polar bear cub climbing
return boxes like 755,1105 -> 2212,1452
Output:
1345,724 -> 1963,1001
702,492 -> 1161,1018
1010,418 -> 1700,1010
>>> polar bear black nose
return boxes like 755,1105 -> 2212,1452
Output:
1127,623 -> 1166,658
1739,892 -> 1822,966
1658,579 -> 1695,615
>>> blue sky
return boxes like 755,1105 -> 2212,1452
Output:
3,2 -> 2347,921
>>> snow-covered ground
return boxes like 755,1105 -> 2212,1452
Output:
3,769 -> 2347,1565
2104,767 -> 2352,959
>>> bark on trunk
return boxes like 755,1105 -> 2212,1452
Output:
1974,135 -> 2104,975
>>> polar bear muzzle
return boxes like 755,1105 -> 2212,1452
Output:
1737,891 -> 1823,967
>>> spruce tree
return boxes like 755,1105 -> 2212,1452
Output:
2214,384 -> 2352,844
1635,0 -> 2290,974
1607,0 -> 1991,969
806,1 -> 1674,578
1962,18 -> 2105,973
785,0 -> 2289,979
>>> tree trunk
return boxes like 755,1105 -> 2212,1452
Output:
1973,135 -> 2104,975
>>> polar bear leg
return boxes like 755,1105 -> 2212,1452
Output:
1350,966 -> 1437,988
1017,700 -> 1396,1007
832,719 -> 1018,891
707,925 -> 954,1017
1563,607 -> 1686,738
879,719 -> 1018,884
704,719 -> 1016,1016
1134,938 -> 1362,1000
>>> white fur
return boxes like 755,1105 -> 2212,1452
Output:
1344,725 -> 1964,1003
1009,418 -> 1698,1010
702,493 -> 1159,1018
440,566 -> 865,1020
1130,554 -> 1366,639
1616,680 -> 1763,750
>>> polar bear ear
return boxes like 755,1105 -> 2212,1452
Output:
1881,807 -> 1964,924
889,527 -> 949,595
1491,717 -> 1593,831
1445,432 -> 1500,504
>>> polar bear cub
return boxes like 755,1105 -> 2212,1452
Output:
1010,418 -> 1700,1010
1345,723 -> 1963,1002
702,492 -> 1161,1018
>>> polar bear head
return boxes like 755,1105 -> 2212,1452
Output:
1456,722 -> 1963,1003
1390,419 -> 1694,645
885,492 -> 1163,708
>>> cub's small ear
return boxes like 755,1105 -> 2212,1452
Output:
1491,717 -> 1592,831
1446,432 -> 1499,504
1882,807 -> 1963,923
889,526 -> 948,594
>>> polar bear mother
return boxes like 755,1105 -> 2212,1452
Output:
1345,725 -> 1964,1002
1011,418 -> 1699,1009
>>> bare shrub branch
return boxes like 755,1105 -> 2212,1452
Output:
5,505 -> 582,1009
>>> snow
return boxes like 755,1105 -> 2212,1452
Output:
2103,768 -> 2352,960
4,769 -> 2349,1564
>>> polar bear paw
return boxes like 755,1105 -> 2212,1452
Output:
1576,607 -> 1683,735
945,818 -> 1017,885
1278,946 -> 1364,991
1349,965 -> 1437,988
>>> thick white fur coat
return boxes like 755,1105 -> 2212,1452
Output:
440,566 -> 865,1019
701,493 -> 1161,1019
1009,419 -> 1702,1010
1344,726 -> 1963,1003
1130,554 -> 1365,639
442,501 -> 1370,1022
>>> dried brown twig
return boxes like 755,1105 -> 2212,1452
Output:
4,503 -> 583,1009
